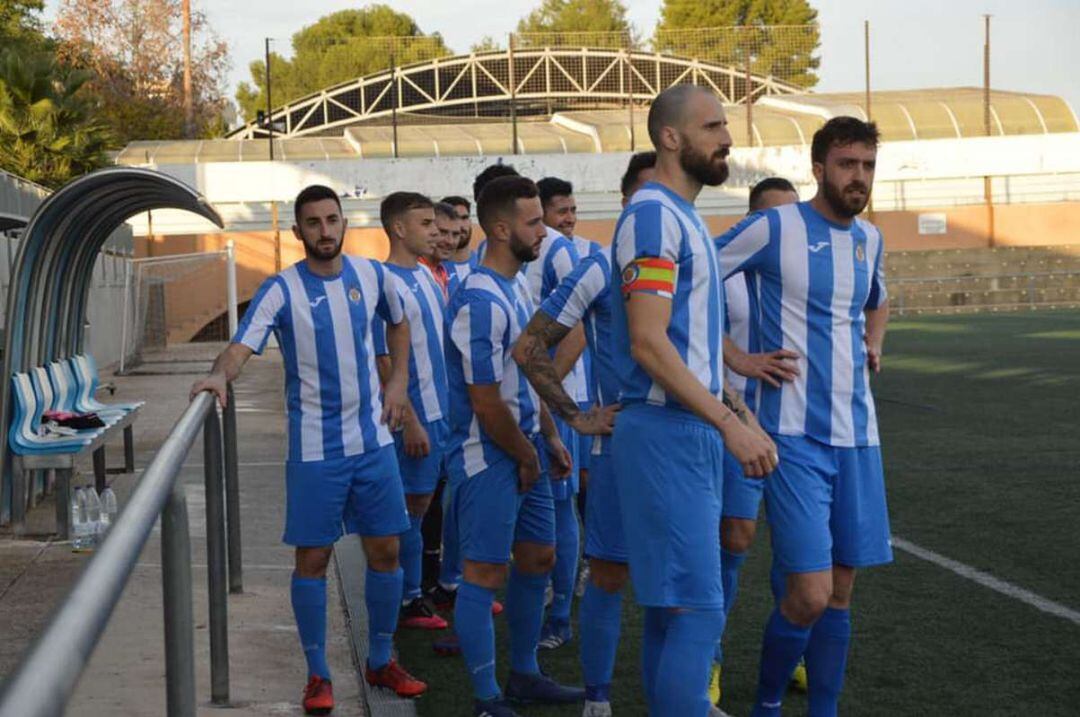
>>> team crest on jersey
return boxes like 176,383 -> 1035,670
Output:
621,264 -> 640,286
348,287 -> 361,303
855,243 -> 866,262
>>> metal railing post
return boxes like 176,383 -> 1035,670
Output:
223,383 -> 243,594
161,484 -> 196,717
202,408 -> 230,705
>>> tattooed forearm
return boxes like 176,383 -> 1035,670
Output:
513,312 -> 580,422
722,386 -> 751,426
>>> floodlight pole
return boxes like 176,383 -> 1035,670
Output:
865,20 -> 874,220
264,38 -> 274,161
509,34 -> 519,154
983,15 -> 995,247
391,50 -> 399,159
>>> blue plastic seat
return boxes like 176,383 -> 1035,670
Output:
9,373 -> 93,455
30,367 -> 105,438
70,355 -> 143,414
47,362 -> 123,425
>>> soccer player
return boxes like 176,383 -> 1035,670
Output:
710,178 -> 803,707
419,201 -> 459,298
441,195 -> 479,271
527,177 -> 586,651
619,150 -> 657,207
472,164 -> 521,262
190,185 -> 427,715
445,174 -> 585,717
372,192 -> 451,633
715,117 -> 892,717
610,85 -> 778,716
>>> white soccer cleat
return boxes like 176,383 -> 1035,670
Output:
582,700 -> 612,717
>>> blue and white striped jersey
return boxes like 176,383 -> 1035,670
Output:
570,235 -> 603,405
540,248 -> 617,454
233,257 -> 404,462
445,253 -> 478,295
372,263 -> 448,425
445,265 -> 542,477
723,272 -> 762,409
523,226 -> 586,403
611,182 -> 725,410
715,201 -> 888,447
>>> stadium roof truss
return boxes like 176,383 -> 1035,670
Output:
227,47 -> 804,140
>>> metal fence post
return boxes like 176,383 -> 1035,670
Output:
161,484 -> 196,717
223,383 -> 243,594
202,408 -> 230,705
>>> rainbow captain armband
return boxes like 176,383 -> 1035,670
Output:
621,258 -> 675,298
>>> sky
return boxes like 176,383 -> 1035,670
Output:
41,0 -> 1080,117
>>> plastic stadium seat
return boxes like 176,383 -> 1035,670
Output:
9,373 -> 94,455
69,355 -> 143,414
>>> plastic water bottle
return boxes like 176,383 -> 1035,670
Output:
99,487 -> 118,535
71,488 -> 91,551
83,487 -> 103,546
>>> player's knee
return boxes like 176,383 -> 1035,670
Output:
405,492 -> 433,517
363,535 -> 400,572
720,518 -> 757,554
590,559 -> 628,593
782,582 -> 831,626
514,545 -> 556,575
464,560 -> 508,590
295,546 -> 333,578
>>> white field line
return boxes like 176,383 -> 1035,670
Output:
891,536 -> 1080,627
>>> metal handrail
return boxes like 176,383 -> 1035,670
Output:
0,389 -> 242,717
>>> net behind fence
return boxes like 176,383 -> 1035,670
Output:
120,251 -> 228,373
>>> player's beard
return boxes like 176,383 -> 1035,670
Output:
303,233 -> 345,261
456,230 -> 471,251
821,170 -> 871,218
679,139 -> 730,187
508,231 -> 540,263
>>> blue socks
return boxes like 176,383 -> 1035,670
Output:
549,496 -> 579,627
365,567 -> 403,670
401,513 -> 424,601
752,608 -> 813,717
455,581 -> 500,700
580,582 -> 622,700
439,489 -> 461,587
291,575 -> 330,679
507,568 -> 548,674
653,608 -> 727,717
642,607 -> 669,713
805,607 -> 851,717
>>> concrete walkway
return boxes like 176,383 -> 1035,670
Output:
0,344 -> 364,715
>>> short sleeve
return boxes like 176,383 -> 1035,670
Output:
541,254 -> 607,328
614,203 -> 681,298
546,238 -> 580,292
233,277 -> 285,354
371,314 -> 389,356
714,211 -> 774,279
866,230 -> 888,309
374,263 -> 406,325
449,297 -> 507,385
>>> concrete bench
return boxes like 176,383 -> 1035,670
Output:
9,356 -> 142,538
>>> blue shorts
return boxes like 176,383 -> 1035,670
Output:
722,449 -> 765,520
393,418 -> 448,496
766,434 -> 894,574
449,441 -> 556,565
583,452 -> 627,563
284,445 -> 410,547
613,404 -> 725,609
551,415 -> 580,501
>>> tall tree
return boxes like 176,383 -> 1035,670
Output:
516,0 -> 632,36
236,5 -> 451,122
0,0 -> 48,51
654,0 -> 820,89
53,0 -> 231,145
0,49 -> 110,188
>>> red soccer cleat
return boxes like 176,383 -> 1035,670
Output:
399,597 -> 450,630
366,659 -> 428,698
492,599 -> 504,616
302,675 -> 334,715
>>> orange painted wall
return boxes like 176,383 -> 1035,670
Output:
138,201 -> 1080,339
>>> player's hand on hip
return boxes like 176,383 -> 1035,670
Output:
724,422 -> 778,478
570,403 -> 621,436
402,417 -> 430,458
734,349 -> 800,388
380,378 -> 409,431
190,373 -> 228,408
517,449 -> 542,494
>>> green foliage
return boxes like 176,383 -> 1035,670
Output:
0,49 -> 110,188
0,0 -> 48,51
516,0 -> 632,34
654,0 -> 821,89
236,5 -> 451,122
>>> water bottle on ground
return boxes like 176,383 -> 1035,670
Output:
71,487 -> 91,551
100,486 -> 118,535
83,486 -> 103,546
